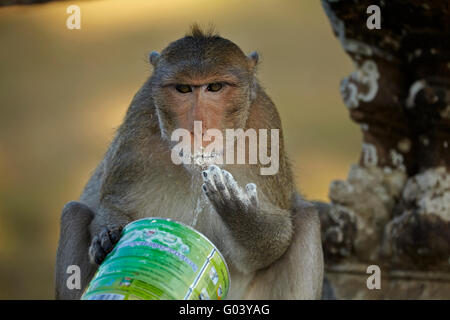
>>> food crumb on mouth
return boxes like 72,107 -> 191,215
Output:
192,152 -> 222,168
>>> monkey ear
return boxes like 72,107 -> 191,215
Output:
247,51 -> 259,70
149,51 -> 161,66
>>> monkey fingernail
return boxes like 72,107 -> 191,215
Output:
209,165 -> 219,172
222,170 -> 231,177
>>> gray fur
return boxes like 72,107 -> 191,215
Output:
54,28 -> 323,300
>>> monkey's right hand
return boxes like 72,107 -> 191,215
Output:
88,226 -> 123,265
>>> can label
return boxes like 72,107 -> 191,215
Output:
81,218 -> 230,300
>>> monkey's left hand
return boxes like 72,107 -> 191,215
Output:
201,165 -> 259,220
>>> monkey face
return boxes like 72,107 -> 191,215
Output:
153,75 -> 250,171
149,31 -> 259,172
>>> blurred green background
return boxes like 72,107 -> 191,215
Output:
0,0 -> 360,299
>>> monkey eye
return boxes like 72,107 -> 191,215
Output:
175,84 -> 192,93
207,83 -> 223,92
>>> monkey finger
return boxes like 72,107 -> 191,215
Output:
99,227 -> 115,253
222,169 -> 246,205
202,166 -> 227,201
201,182 -> 216,200
89,236 -> 106,265
245,183 -> 259,207
202,183 -> 227,212
223,173 -> 244,212
109,226 -> 123,244
202,170 -> 218,194
209,166 -> 231,200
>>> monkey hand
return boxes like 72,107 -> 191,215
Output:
88,226 -> 123,265
201,165 -> 293,272
201,165 -> 258,220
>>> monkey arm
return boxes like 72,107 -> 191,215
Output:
232,201 -> 294,273
202,165 -> 293,273
85,143 -> 147,266
55,201 -> 98,299
244,197 -> 324,299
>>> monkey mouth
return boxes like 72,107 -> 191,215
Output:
178,149 -> 224,171
192,152 -> 223,168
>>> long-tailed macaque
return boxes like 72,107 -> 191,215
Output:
55,25 -> 324,300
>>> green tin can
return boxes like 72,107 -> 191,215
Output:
81,218 -> 230,300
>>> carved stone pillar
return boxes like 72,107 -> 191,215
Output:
319,0 -> 450,299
